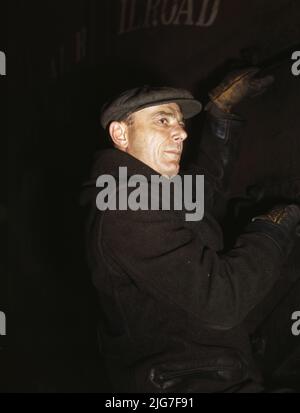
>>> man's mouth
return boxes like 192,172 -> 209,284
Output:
164,150 -> 181,156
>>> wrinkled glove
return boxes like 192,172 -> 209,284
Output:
247,204 -> 300,256
209,67 -> 274,113
252,204 -> 300,227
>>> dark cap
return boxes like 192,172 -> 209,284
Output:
100,85 -> 202,129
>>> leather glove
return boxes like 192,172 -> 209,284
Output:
247,204 -> 300,256
252,204 -> 300,228
209,67 -> 274,113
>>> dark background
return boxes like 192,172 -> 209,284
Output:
2,0 -> 300,392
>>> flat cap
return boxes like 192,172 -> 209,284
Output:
100,85 -> 202,129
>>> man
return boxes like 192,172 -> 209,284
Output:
83,71 -> 300,392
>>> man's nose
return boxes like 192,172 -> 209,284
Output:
171,124 -> 188,142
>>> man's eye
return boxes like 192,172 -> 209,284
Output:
158,118 -> 168,125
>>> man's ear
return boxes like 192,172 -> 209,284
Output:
109,121 -> 128,150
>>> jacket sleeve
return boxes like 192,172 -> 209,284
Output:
190,104 -> 244,218
100,208 -> 285,331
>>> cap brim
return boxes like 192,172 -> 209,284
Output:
174,99 -> 203,119
101,96 -> 202,129
131,98 -> 202,120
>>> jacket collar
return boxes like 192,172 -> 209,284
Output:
91,148 -> 162,181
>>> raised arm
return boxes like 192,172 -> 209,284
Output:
192,68 -> 274,216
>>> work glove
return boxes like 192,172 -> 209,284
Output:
209,67 -> 274,113
247,204 -> 300,256
252,204 -> 300,227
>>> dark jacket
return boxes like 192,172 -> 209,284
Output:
82,108 -> 287,393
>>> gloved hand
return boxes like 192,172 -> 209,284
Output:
252,204 -> 300,229
248,204 -> 300,256
209,67 -> 274,113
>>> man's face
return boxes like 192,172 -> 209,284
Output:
124,103 -> 188,177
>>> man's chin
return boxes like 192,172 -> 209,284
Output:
162,166 -> 180,179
